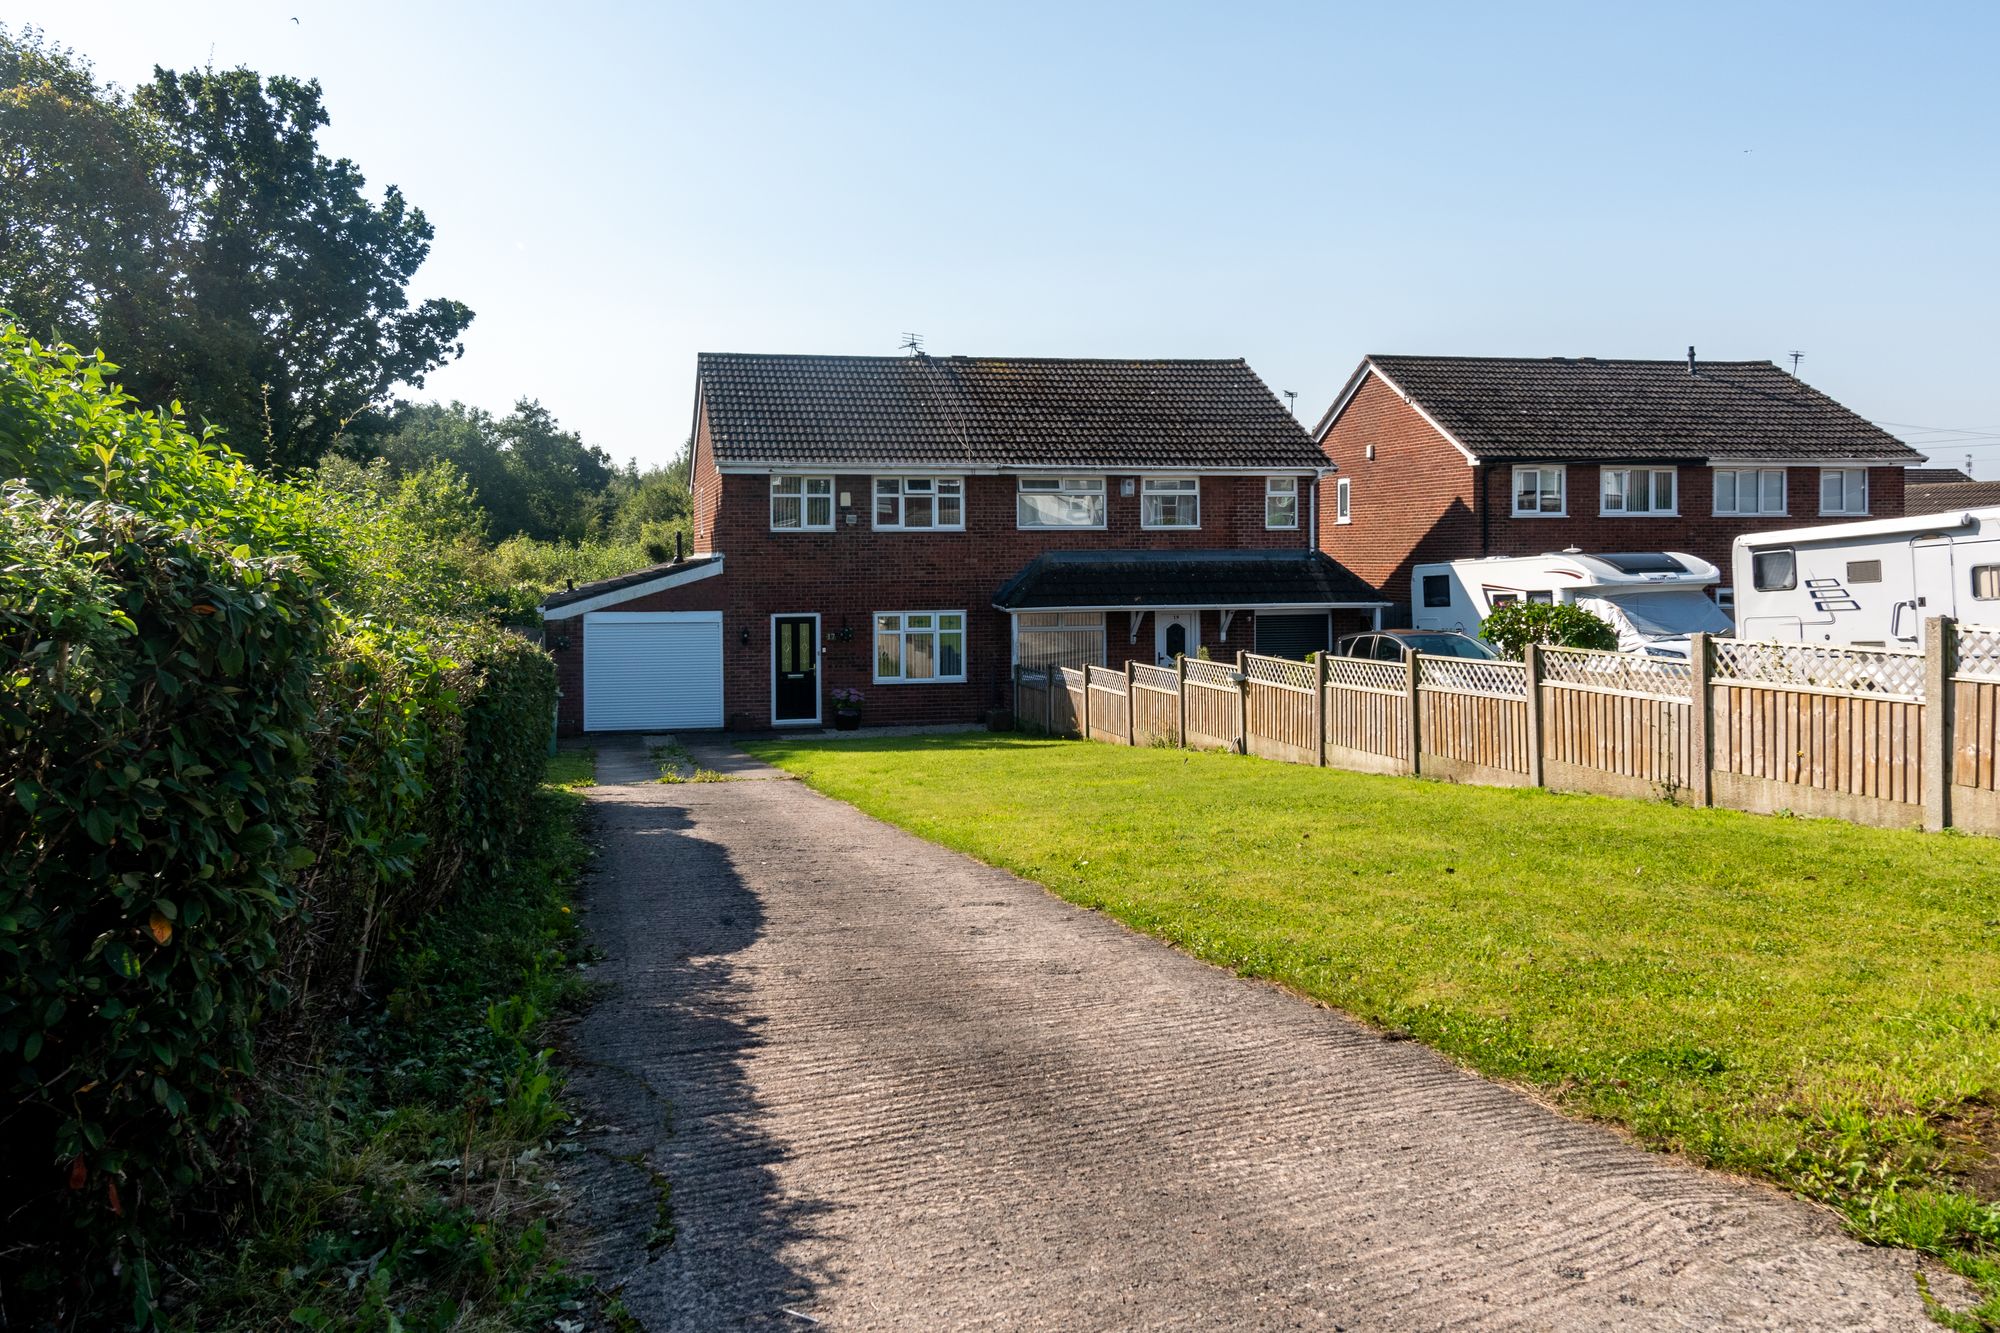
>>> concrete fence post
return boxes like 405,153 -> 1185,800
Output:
1689,632 -> 1713,807
1314,651 -> 1329,768
1523,642 -> 1545,787
1176,654 -> 1188,749
1081,662 -> 1092,742
1047,662 -> 1057,735
1923,616 -> 1955,831
1125,660 -> 1137,746
1404,651 -> 1422,777
1234,650 -> 1249,755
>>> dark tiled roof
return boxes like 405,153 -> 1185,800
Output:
1905,481 -> 2000,516
540,554 -> 721,611
699,353 -> 1324,470
1336,355 -> 1920,465
1910,467 -> 1976,485
993,550 -> 1384,610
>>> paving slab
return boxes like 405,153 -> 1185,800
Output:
562,737 -> 1943,1331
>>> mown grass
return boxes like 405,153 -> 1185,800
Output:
168,749 -> 601,1331
749,732 -> 2000,1327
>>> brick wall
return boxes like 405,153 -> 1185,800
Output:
690,403 -> 722,555
556,470 -> 1321,734
1319,371 -> 1908,620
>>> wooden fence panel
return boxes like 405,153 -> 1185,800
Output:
1322,657 -> 1409,771
1713,686 -> 1922,805
1131,684 -> 1178,746
1952,678 -> 2000,792
1058,667 -> 1086,738
1086,665 -> 1129,745
1243,654 -> 1316,765
1416,656 -> 1530,782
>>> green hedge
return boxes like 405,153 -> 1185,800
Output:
0,326 -> 557,1324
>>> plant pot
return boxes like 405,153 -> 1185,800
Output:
833,712 -> 861,731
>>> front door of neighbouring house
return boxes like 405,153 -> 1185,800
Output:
1155,612 -> 1199,666
773,615 -> 820,725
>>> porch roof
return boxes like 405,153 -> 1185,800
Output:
993,550 -> 1385,612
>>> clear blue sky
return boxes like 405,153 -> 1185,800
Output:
19,1 -> 2000,473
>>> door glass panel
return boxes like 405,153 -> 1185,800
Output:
1165,623 -> 1187,657
780,625 -> 794,672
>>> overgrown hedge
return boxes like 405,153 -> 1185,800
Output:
0,327 -> 557,1324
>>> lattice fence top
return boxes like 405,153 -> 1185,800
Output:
1245,653 -> 1317,692
1184,658 -> 1240,689
1324,655 -> 1407,693
1541,646 -> 1692,698
1132,662 -> 1179,691
1712,639 -> 1926,699
1959,625 -> 2000,679
1417,654 -> 1528,697
1087,664 -> 1124,691
1058,666 -> 1086,689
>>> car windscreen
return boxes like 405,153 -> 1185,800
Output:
1594,589 -> 1733,637
1399,634 -> 1496,659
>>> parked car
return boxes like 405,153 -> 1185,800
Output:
1335,629 -> 1498,662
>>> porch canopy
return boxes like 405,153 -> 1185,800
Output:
994,550 -> 1388,668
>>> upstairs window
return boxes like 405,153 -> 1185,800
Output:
1141,476 -> 1201,529
1335,477 -> 1352,524
1265,477 -> 1299,529
1017,476 -> 1105,528
1601,467 -> 1677,515
1512,465 -> 1566,516
875,476 -> 964,530
771,475 -> 834,530
1714,468 -> 1787,516
1821,468 -> 1869,516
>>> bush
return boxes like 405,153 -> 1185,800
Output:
1478,602 -> 1619,658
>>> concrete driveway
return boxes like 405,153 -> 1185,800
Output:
562,737 -> 1939,1330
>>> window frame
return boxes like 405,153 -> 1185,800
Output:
1599,466 -> 1678,516
1335,477 -> 1352,525
1972,565 -> 2000,602
1015,476 -> 1106,530
1511,464 -> 1567,518
1264,476 -> 1299,530
770,474 -> 835,531
872,475 -> 965,531
1752,549 -> 1798,592
1139,476 -> 1201,530
1712,467 -> 1789,517
1820,468 -> 1870,516
873,610 -> 968,684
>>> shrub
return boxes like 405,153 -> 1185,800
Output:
1479,602 -> 1619,658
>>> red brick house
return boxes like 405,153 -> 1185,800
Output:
1312,353 -> 1923,621
543,353 -> 1384,734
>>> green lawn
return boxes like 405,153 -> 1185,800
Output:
748,732 -> 2000,1326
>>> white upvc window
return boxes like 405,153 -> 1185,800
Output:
1512,464 -> 1566,516
1820,468 -> 1869,515
1140,476 -> 1200,529
1600,467 -> 1677,515
1265,476 -> 1299,529
1713,468 -> 1788,516
1334,476 -> 1352,524
770,475 -> 834,530
874,611 -> 966,683
874,476 -> 964,530
1017,476 -> 1105,528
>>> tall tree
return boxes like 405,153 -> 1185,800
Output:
0,26 -> 472,470
362,399 -> 615,543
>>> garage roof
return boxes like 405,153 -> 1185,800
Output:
540,554 -> 723,616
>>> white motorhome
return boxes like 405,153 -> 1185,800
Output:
1411,551 -> 1733,658
1732,507 -> 2000,648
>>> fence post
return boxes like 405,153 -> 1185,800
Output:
1081,663 -> 1092,742
1404,651 -> 1422,776
1314,651 -> 1328,768
1012,664 -> 1022,732
1234,650 -> 1249,754
1047,663 -> 1057,735
1175,654 -> 1188,749
1689,632 -> 1713,808
1125,660 -> 1137,746
1522,642 -> 1545,788
1923,616 -> 1955,831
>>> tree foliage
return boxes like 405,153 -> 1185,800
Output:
0,26 -> 471,470
1478,601 -> 1620,658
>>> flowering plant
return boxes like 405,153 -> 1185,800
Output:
830,687 -> 866,712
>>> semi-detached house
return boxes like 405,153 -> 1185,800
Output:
1312,353 -> 1924,621
544,353 -> 1384,734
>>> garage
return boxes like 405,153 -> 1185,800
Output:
1254,611 -> 1332,660
583,611 -> 724,732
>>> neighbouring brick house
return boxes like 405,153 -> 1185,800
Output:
1311,353 -> 1923,621
544,353 -> 1383,734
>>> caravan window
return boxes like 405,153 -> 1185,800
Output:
1846,559 -> 1882,584
1422,574 -> 1452,608
1752,549 -> 1797,592
1973,566 -> 2000,601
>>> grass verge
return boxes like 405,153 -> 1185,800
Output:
165,748 -> 602,1331
749,732 -> 2000,1328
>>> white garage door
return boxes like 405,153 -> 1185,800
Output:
583,612 -> 724,732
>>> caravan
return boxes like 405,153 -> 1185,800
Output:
1731,507 -> 2000,648
1410,551 -> 1733,658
